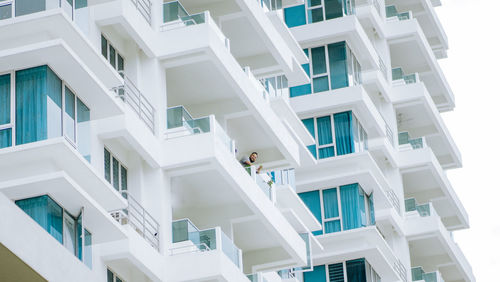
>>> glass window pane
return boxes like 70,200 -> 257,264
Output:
0,3 -> 12,20
0,73 -> 10,125
101,35 -> 108,58
324,220 -> 341,234
304,265 -> 326,282
311,47 -> 327,75
84,229 -> 92,268
308,0 -> 322,6
316,116 -> 333,145
346,258 -> 367,282
323,188 -> 339,218
104,149 -> 111,183
290,83 -> 311,97
313,76 -> 329,93
298,191 -> 323,235
75,0 -> 87,9
117,54 -> 124,73
284,5 -> 306,28
334,111 -> 354,155
46,67 -> 62,139
308,7 -> 323,23
64,87 -> 76,143
15,0 -> 45,17
112,157 -> 119,191
77,98 -> 91,162
319,146 -> 334,159
107,269 -> 114,282
109,45 -> 116,69
63,212 -> 77,255
307,145 -> 317,159
340,184 -> 363,230
0,128 -> 12,148
325,0 -> 343,20
120,165 -> 127,198
62,0 -> 73,19
328,42 -> 349,89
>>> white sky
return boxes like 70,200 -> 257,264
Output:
436,0 -> 500,280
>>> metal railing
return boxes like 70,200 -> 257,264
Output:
257,0 -> 282,11
260,75 -> 289,100
394,259 -> 408,282
110,192 -> 160,251
246,166 -> 274,202
412,267 -> 444,282
244,66 -> 270,103
113,72 -> 155,133
277,269 -> 296,279
392,68 -> 419,85
378,55 -> 388,82
383,119 -> 395,147
386,189 -> 401,215
130,0 -> 151,25
271,168 -> 296,191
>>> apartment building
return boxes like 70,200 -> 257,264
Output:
0,0 -> 474,282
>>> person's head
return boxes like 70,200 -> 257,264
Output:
249,152 -> 258,163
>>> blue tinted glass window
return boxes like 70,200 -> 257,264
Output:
304,265 -> 327,282
325,0 -> 343,20
284,5 -> 306,28
328,42 -> 349,89
298,191 -> 323,235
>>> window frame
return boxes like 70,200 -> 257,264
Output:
101,34 -> 125,75
104,147 -> 128,198
107,267 -> 126,282
0,67 -> 91,153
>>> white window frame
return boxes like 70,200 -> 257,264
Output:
104,147 -> 128,198
315,259 -> 379,282
303,0 -> 354,24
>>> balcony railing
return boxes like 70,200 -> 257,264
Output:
166,106 -> 235,156
386,188 -> 402,215
246,166 -> 275,202
257,0 -> 282,12
378,55 -> 389,82
260,75 -> 289,100
394,258 -> 408,282
386,5 -> 412,21
244,67 -> 270,103
277,269 -> 296,279
357,0 -> 383,18
405,198 -> 433,217
247,272 -> 266,282
161,1 -> 231,50
412,267 -> 444,282
113,71 -> 155,133
271,168 -> 295,191
129,0 -> 152,25
392,68 -> 419,85
171,219 -> 243,269
398,132 -> 426,150
111,192 -> 160,251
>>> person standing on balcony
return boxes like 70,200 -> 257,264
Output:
241,152 -> 263,173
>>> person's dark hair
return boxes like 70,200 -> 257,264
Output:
251,152 -> 258,156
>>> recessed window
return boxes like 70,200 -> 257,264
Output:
304,258 -> 381,282
284,0 -> 354,28
107,268 -> 125,282
104,148 -> 128,198
101,34 -> 125,75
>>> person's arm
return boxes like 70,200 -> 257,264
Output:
243,160 -> 252,166
256,165 -> 263,173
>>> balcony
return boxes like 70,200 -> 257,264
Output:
392,67 -> 419,85
398,145 -> 469,231
0,192 -> 101,281
411,267 -> 444,282
386,0 -> 448,59
162,106 -> 308,272
386,17 -> 454,111
355,0 -> 386,37
392,82 -> 461,169
405,202 -> 475,282
166,219 -> 248,282
386,5 -> 412,21
92,0 -> 156,57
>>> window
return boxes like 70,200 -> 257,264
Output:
15,195 -> 92,268
0,66 -> 91,161
107,268 -> 125,282
302,111 -> 367,160
284,0 -> 355,28
104,148 -> 128,198
290,42 -> 361,97
303,258 -> 380,282
298,183 -> 375,236
101,34 -> 125,75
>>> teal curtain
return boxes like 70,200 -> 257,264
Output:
0,74 -> 10,125
16,195 -> 63,244
334,111 -> 354,155
346,259 -> 367,282
328,263 -> 345,282
77,212 -> 83,261
325,220 -> 341,233
84,229 -> 92,268
284,5 -> 306,28
328,42 -> 348,90
302,118 -> 317,159
323,188 -> 339,218
304,265 -> 326,282
325,0 -> 343,20
104,148 -> 111,182
112,157 -> 119,190
317,116 -> 334,159
0,129 -> 11,148
16,66 -> 62,145
299,191 -> 323,235
340,184 -> 363,230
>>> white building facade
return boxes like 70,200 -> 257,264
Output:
0,0 -> 474,282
